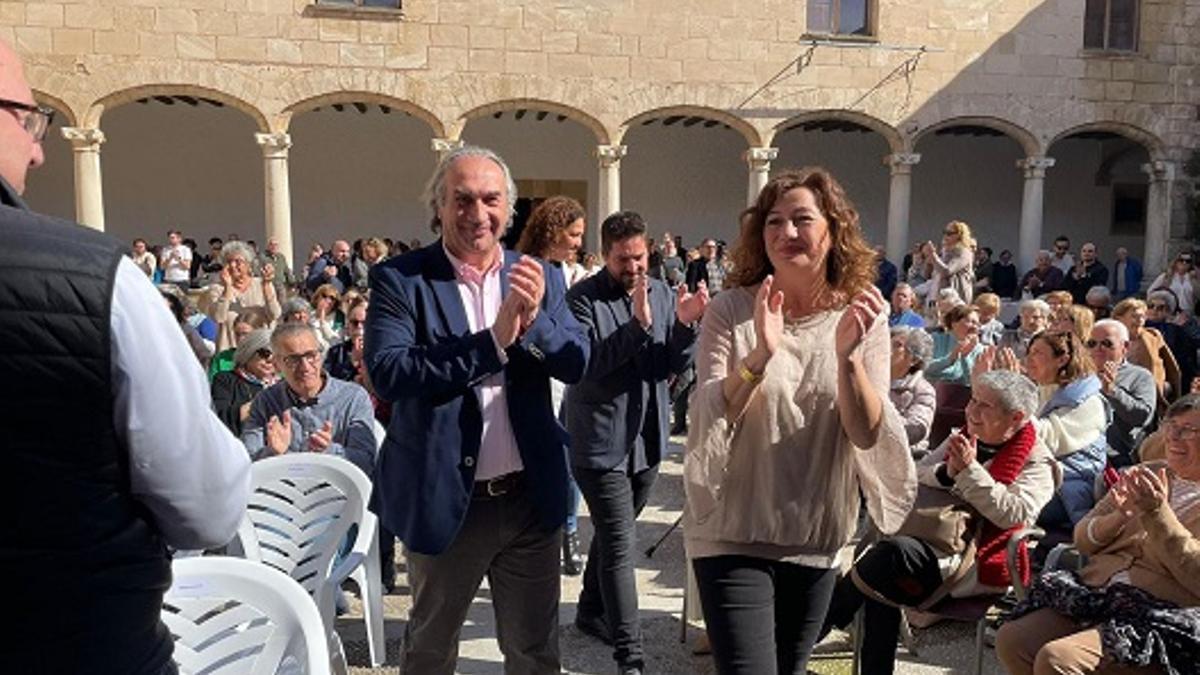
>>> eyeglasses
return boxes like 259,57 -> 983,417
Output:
255,348 -> 273,360
281,350 -> 322,369
1165,421 -> 1200,441
943,229 -> 956,235
1085,338 -> 1117,350
0,97 -> 55,142
1148,303 -> 1170,311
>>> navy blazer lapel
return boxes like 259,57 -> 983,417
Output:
427,242 -> 471,336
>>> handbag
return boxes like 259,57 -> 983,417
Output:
896,484 -> 977,556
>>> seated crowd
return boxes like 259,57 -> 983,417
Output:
125,208 -> 1200,675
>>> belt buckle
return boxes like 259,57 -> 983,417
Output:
486,475 -> 508,497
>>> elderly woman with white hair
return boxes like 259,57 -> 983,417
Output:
891,327 -> 937,456
1001,297 -> 1052,360
823,369 -> 1058,675
201,240 -> 281,352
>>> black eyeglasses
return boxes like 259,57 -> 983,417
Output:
1085,338 -> 1117,350
255,348 -> 273,360
1148,302 -> 1170,311
0,97 -> 55,142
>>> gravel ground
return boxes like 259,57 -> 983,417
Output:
340,440 -> 1006,674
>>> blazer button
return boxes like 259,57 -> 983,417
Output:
464,457 -> 475,467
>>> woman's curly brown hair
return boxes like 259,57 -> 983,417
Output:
515,196 -> 586,258
726,167 -> 877,305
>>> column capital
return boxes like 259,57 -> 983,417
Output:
255,132 -> 292,158
1017,156 -> 1055,179
883,152 -> 921,174
744,146 -> 779,166
431,137 -> 463,156
60,126 -> 105,149
595,144 -> 628,167
1142,160 -> 1175,182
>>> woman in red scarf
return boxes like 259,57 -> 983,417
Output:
822,369 -> 1059,675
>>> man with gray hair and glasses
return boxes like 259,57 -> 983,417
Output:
1088,318 -> 1157,466
364,145 -> 590,674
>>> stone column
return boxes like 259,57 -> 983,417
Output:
883,153 -> 921,263
744,147 -> 779,205
1016,156 -> 1056,274
61,127 -> 106,230
431,137 -> 463,162
595,144 -> 627,252
255,132 -> 294,271
1142,160 -> 1175,279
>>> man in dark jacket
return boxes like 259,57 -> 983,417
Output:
305,239 -> 353,293
565,212 -> 707,674
0,40 -> 250,673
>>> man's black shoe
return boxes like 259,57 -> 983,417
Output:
574,612 -> 613,645
562,531 -> 583,576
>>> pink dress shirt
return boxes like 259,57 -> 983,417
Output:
445,246 -> 525,481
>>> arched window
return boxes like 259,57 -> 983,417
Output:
806,0 -> 875,37
1084,0 -> 1139,51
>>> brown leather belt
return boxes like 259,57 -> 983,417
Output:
472,471 -> 524,499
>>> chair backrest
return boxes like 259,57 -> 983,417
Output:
164,556 -> 331,675
235,454 -> 374,602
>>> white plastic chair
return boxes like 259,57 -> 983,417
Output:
164,556 -> 331,675
233,454 -> 385,671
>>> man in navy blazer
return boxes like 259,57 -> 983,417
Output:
565,211 -> 708,674
364,146 -> 589,674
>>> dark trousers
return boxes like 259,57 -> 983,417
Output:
823,536 -> 943,675
402,482 -> 561,675
693,555 -> 837,675
575,464 -> 659,669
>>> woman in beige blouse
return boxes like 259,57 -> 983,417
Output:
683,168 -> 916,674
200,241 -> 281,352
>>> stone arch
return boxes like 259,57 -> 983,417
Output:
457,98 -> 611,146
770,109 -> 903,154
284,92 -> 445,139
913,116 -> 1041,157
620,105 -> 761,149
85,84 -> 270,132
32,89 -> 78,128
1047,121 -> 1165,160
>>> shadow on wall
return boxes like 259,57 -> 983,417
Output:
896,0 -> 1180,267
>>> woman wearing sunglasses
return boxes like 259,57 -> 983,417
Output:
210,328 -> 277,435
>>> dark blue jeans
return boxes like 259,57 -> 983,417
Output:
575,464 -> 658,669
693,555 -> 837,675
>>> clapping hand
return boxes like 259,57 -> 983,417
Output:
1124,465 -> 1170,514
835,286 -> 887,361
753,275 -> 785,358
632,273 -> 652,330
954,333 -> 979,359
676,280 -> 709,325
261,263 -> 275,283
509,256 -> 546,327
266,411 -> 292,455
307,420 -> 334,453
1098,360 -> 1119,393
945,429 -> 977,477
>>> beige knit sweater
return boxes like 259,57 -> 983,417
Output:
683,286 -> 917,567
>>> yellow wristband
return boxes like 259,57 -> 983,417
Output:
738,361 -> 762,384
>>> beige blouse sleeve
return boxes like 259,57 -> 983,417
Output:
683,291 -> 742,524
852,313 -> 918,534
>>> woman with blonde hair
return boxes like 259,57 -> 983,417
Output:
922,220 -> 975,310
1114,297 -> 1181,410
352,237 -> 388,291
310,283 -> 343,346
1051,304 -> 1096,344
684,167 -> 915,674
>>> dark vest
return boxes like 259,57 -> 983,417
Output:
0,196 -> 173,673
